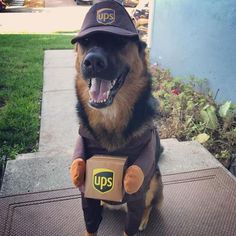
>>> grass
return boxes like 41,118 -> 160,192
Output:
0,34 -> 73,164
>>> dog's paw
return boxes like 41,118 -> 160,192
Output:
139,220 -> 148,232
123,232 -> 137,236
84,232 -> 97,236
138,215 -> 149,231
124,165 -> 144,194
70,158 -> 86,187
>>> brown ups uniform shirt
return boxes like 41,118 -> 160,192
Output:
73,123 -> 157,202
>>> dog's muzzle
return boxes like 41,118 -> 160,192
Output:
82,48 -> 129,109
83,51 -> 108,77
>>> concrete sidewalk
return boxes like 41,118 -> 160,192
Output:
0,50 -> 222,196
39,50 -> 78,157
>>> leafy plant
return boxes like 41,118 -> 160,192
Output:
200,105 -> 219,130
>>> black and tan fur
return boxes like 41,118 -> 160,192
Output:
74,33 -> 163,232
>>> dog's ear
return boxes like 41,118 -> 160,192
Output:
75,43 -> 79,52
137,40 -> 147,62
138,40 -> 147,53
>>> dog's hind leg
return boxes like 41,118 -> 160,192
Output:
139,172 -> 164,231
155,171 -> 164,210
138,206 -> 152,231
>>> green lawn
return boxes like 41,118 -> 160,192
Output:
0,34 -> 73,162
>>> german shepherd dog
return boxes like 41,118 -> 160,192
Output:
73,31 -> 163,235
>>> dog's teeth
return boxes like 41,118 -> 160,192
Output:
91,98 -> 108,104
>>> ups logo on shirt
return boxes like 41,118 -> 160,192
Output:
97,8 -> 115,25
93,168 -> 114,193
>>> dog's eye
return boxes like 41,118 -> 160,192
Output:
114,37 -> 128,48
80,38 -> 91,47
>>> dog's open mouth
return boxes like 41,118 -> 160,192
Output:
88,68 -> 129,109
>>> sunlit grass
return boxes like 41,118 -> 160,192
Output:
0,34 -> 73,161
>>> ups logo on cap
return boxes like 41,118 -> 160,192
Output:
93,168 -> 114,193
97,8 -> 115,25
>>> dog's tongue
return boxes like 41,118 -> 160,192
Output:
89,78 -> 111,102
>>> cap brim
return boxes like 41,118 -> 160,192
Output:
71,26 -> 139,44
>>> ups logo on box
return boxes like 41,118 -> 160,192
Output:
93,168 -> 114,193
97,8 -> 115,25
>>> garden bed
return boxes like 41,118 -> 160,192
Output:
152,64 -> 236,174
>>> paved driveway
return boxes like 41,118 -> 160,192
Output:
0,0 -> 133,34
45,0 -> 76,7
0,1 -> 90,33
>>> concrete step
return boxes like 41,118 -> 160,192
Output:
0,139 -> 222,196
0,154 -> 73,196
16,151 -> 58,160
160,139 -> 221,175
160,138 -> 181,148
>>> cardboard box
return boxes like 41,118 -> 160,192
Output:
85,155 -> 127,202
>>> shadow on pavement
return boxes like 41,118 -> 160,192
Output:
2,6 -> 43,13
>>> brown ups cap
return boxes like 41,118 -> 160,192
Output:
71,0 -> 139,44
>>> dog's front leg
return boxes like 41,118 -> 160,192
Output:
124,198 -> 145,236
81,194 -> 103,235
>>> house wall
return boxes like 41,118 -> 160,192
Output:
150,0 -> 236,102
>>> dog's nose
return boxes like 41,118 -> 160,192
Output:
83,52 -> 107,74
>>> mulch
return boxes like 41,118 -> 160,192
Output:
24,0 -> 44,8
